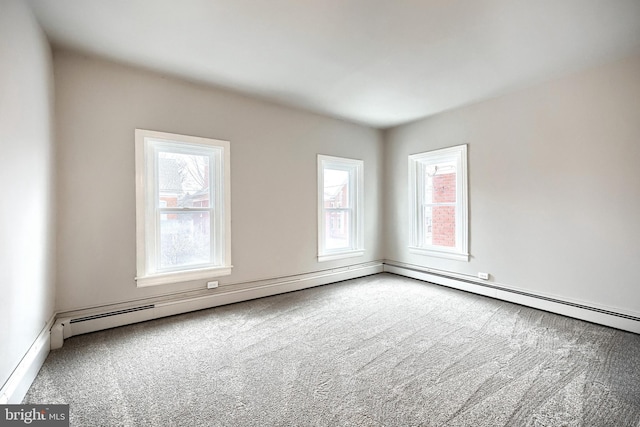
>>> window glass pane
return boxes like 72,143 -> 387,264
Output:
432,206 -> 456,247
323,168 -> 350,208
423,162 -> 456,204
422,205 -> 433,246
324,211 -> 350,250
158,152 -> 210,208
159,211 -> 211,269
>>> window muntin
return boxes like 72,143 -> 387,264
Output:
318,155 -> 364,261
135,129 -> 232,286
409,145 -> 468,261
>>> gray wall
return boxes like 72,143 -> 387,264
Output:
384,53 -> 640,315
0,0 -> 55,390
54,50 -> 384,312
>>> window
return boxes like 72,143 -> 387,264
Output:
408,144 -> 468,261
317,155 -> 364,261
135,129 -> 232,286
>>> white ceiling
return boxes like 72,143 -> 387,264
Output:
27,0 -> 640,128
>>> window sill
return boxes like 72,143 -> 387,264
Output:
136,266 -> 233,287
409,247 -> 469,262
318,250 -> 365,262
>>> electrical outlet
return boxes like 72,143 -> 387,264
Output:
477,272 -> 490,280
207,281 -> 219,289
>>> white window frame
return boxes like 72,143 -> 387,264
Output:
135,129 -> 232,287
408,144 -> 468,261
317,155 -> 364,262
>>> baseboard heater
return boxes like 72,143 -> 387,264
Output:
51,261 -> 384,348
69,305 -> 155,324
383,261 -> 640,334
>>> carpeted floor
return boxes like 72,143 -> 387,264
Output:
24,273 -> 640,426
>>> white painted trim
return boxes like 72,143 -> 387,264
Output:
408,247 -> 469,262
317,154 -> 364,261
134,129 -> 232,287
384,262 -> 640,334
10,262 -> 636,402
136,266 -> 233,287
56,262 -> 384,341
0,315 -> 54,404
408,144 -> 468,261
318,250 -> 365,262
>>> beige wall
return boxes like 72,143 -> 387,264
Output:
0,0 -> 55,389
384,53 -> 640,315
23,23 -> 640,323
54,50 -> 384,312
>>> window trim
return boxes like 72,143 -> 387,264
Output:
135,129 -> 232,287
317,155 -> 364,262
408,144 -> 468,262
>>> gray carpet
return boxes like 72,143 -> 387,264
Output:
24,273 -> 640,426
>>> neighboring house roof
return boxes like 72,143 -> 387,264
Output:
324,181 -> 347,200
180,189 -> 209,205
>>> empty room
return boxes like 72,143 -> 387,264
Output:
1,0 -> 639,425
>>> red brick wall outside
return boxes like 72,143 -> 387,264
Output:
324,182 -> 348,209
432,173 -> 456,247
161,196 -> 178,207
324,181 -> 349,239
160,196 -> 178,219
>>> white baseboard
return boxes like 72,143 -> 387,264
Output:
6,260 -> 635,404
56,262 -> 384,341
0,316 -> 54,404
384,262 -> 640,334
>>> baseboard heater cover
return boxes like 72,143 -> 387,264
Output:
53,262 -> 384,347
69,305 -> 155,324
384,261 -> 640,334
